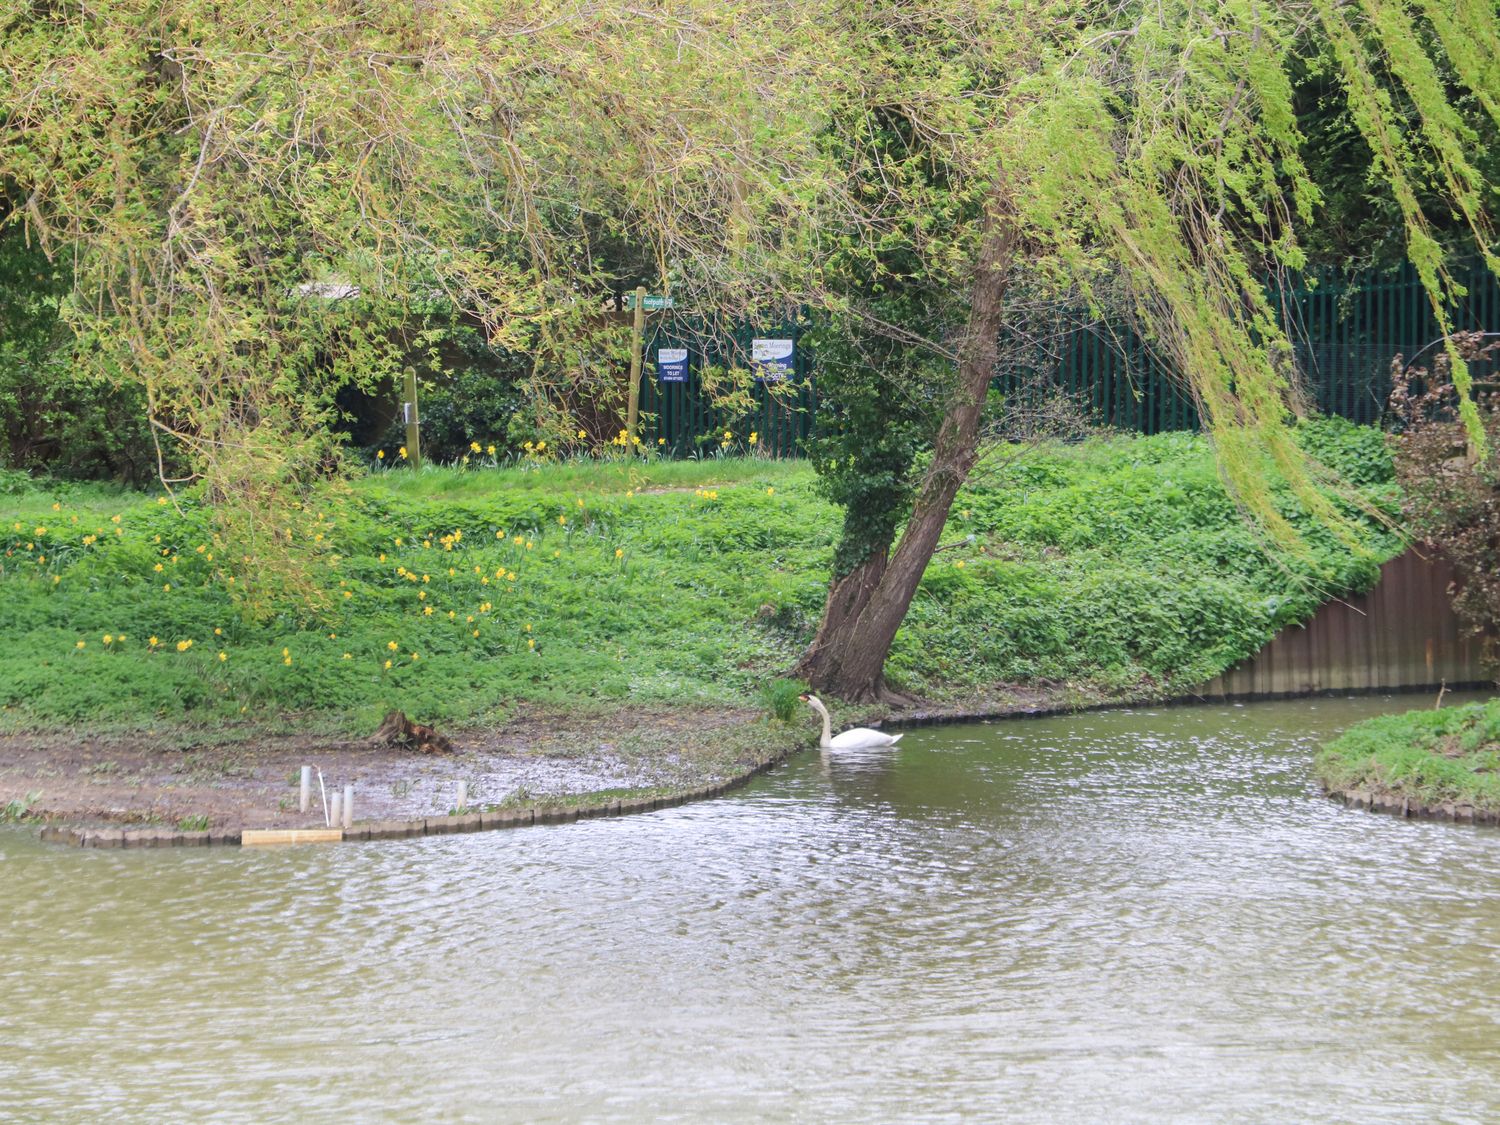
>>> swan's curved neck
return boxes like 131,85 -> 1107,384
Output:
810,698 -> 832,748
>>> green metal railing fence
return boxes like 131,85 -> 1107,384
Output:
634,262 -> 1498,452
994,259 -> 1500,434
638,319 -> 815,457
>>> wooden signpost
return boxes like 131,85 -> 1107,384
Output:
624,289 -> 673,453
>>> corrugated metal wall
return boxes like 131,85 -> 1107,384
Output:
1196,552 -> 1493,698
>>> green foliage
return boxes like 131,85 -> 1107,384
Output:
1315,698 -> 1500,812
759,678 -> 806,724
1,791 -> 41,822
0,218 -> 163,484
0,424 -> 1399,730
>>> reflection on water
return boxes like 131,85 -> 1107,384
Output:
4,694 -> 1500,1123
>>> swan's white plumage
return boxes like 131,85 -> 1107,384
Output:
801,694 -> 903,750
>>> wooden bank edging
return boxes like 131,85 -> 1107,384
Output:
34,749 -> 794,849
1325,786 -> 1500,826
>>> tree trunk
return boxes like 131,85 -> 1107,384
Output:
795,196 -> 1017,702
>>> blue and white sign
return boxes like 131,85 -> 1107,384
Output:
751,338 -> 795,383
657,347 -> 689,383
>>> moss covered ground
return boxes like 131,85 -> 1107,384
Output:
1,418 -> 1402,736
1315,698 -> 1500,813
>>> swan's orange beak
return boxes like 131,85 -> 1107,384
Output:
798,693 -> 809,701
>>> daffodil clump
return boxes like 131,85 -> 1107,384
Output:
1,421 -> 1401,730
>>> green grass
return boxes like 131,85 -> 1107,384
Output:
1315,698 -> 1500,811
0,418 -> 1404,733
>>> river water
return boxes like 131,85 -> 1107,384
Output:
4,694 -> 1499,1123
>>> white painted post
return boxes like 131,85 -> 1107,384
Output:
299,766 -> 311,814
329,791 -> 342,829
456,780 -> 467,812
342,784 -> 354,829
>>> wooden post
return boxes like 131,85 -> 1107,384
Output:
403,366 -> 421,469
626,286 -> 646,454
299,765 -> 311,814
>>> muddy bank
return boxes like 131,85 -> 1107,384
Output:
0,682 -> 1143,838
0,705 -> 810,833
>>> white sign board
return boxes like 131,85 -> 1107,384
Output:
751,338 -> 795,382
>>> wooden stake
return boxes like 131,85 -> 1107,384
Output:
403,366 -> 421,469
242,828 -> 343,847
299,765 -> 311,814
626,286 -> 646,453
342,784 -> 354,828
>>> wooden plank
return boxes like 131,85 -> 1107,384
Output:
241,828 -> 344,847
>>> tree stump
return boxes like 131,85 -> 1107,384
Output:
372,710 -> 453,754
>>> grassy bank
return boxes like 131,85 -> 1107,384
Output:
2,418 -> 1401,734
1315,698 -> 1500,814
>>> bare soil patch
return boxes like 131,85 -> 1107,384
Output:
0,705 -> 790,831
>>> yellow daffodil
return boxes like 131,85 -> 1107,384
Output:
398,446 -> 408,459
486,444 -> 496,456
219,652 -> 227,662
470,441 -> 482,453
343,653 -> 352,660
384,659 -> 393,670
615,548 -> 624,559
149,636 -> 159,647
76,640 -> 85,649
103,634 -> 113,645
377,450 -> 386,460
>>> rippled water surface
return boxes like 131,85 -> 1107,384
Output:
5,695 -> 1500,1122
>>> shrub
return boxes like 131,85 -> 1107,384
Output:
759,678 -> 806,723
1388,332 -> 1500,680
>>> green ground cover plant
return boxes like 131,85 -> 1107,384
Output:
1315,698 -> 1500,813
0,419 -> 1401,733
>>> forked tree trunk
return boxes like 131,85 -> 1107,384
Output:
795,198 -> 1017,701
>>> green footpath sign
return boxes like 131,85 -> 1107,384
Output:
624,293 -> 674,311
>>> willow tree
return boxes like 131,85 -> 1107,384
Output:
0,0 -> 820,610
743,0 -> 1500,701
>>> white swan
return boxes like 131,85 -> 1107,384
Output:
800,694 -> 903,750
